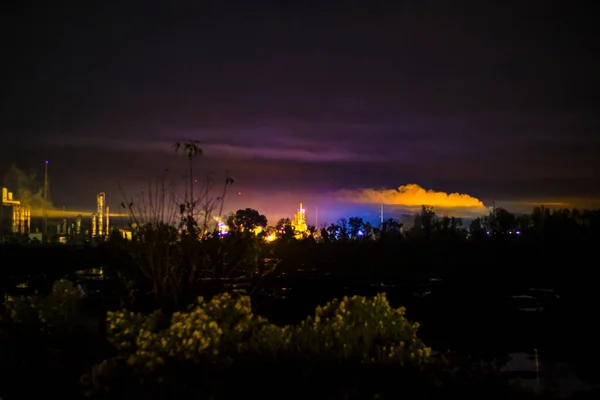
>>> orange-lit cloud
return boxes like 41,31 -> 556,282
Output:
337,184 -> 489,216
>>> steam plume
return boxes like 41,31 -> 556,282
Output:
2,165 -> 52,210
3,165 -> 128,220
337,184 -> 488,216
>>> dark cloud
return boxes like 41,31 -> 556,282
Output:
2,1 -> 599,223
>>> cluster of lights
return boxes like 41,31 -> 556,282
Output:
217,222 -> 228,236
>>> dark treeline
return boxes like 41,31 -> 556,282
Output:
1,203 -> 600,399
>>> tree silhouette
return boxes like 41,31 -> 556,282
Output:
337,218 -> 350,241
175,140 -> 203,222
348,217 -> 364,238
411,206 -> 437,239
381,218 -> 402,236
275,218 -> 295,240
217,170 -> 234,224
326,223 -> 341,240
227,208 -> 268,232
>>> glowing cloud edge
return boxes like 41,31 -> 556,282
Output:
335,184 -> 489,217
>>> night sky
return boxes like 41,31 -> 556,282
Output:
2,1 -> 599,224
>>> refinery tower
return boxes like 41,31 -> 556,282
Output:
292,203 -> 307,232
91,192 -> 110,237
0,187 -> 31,237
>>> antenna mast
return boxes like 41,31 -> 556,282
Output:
43,160 -> 49,242
379,185 -> 385,226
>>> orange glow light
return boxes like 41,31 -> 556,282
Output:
337,183 -> 488,215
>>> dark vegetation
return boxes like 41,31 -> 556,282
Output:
1,151 -> 599,399
1,205 -> 599,399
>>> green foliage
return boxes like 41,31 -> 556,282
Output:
104,292 -> 286,363
293,293 -> 431,365
84,292 -> 430,397
1,278 -> 105,398
4,279 -> 85,335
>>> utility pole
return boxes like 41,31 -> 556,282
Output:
315,206 -> 318,228
43,160 -> 49,242
379,185 -> 385,226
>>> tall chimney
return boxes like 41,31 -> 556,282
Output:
105,205 -> 110,236
92,213 -> 97,237
97,193 -> 105,236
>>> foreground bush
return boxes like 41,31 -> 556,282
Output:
104,227 -> 268,311
1,279 -> 105,399
83,292 -> 432,398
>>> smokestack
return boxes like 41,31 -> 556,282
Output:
1,187 -> 7,202
8,192 -> 13,201
92,213 -> 97,237
105,205 -> 110,236
97,193 -> 105,236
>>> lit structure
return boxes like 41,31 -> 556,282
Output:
217,222 -> 229,236
0,186 -> 31,236
292,203 -> 307,232
92,192 -> 110,237
76,214 -> 82,235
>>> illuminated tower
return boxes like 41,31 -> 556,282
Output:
97,192 -> 105,236
76,214 -> 82,235
105,205 -> 110,235
298,203 -> 306,225
293,203 -> 307,232
91,213 -> 97,237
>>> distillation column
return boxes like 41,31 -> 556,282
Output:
24,206 -> 30,234
91,213 -> 97,237
97,193 -> 105,237
76,214 -> 82,235
12,206 -> 19,233
105,205 -> 110,235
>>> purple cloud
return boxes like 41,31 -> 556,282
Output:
41,135 -> 378,163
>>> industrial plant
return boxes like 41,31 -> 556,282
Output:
0,186 -> 118,243
0,186 -> 31,236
